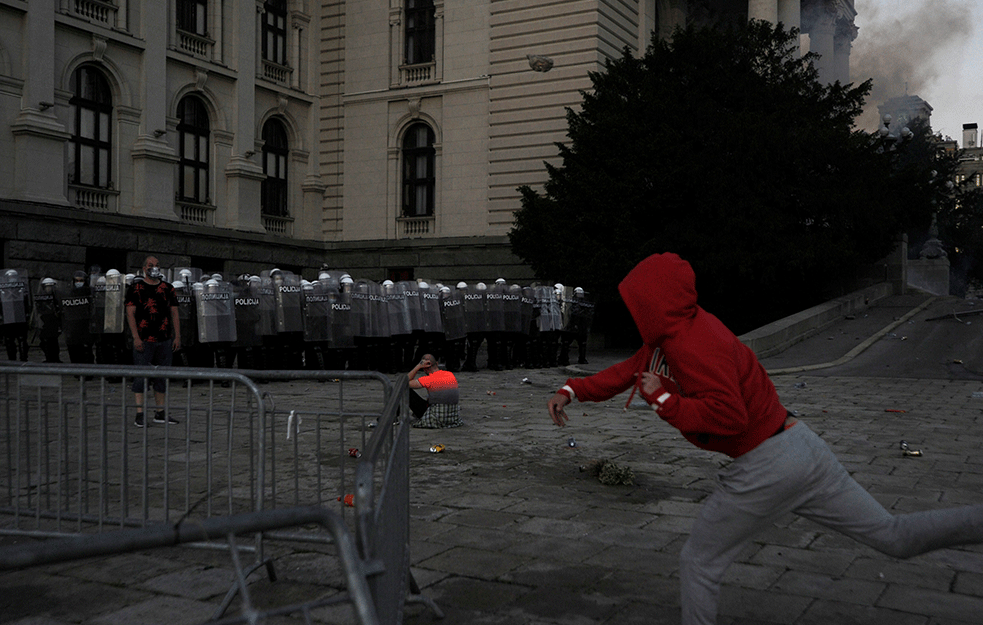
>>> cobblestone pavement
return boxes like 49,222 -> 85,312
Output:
3,294 -> 983,624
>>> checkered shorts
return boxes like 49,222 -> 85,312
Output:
412,402 -> 463,428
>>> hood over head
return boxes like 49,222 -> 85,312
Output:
618,253 -> 698,346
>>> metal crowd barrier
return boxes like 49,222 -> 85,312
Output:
0,362 -> 437,623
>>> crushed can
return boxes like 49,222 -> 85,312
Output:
430,444 -> 445,453
338,494 -> 355,507
348,447 -> 361,458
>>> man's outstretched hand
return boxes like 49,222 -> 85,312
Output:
547,392 -> 571,427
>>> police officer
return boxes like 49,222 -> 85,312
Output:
1,269 -> 31,361
559,286 -> 594,365
34,277 -> 62,363
60,271 -> 95,364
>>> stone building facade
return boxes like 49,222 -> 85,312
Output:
0,0 -> 855,287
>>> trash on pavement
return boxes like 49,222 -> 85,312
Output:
338,494 -> 354,506
430,444 -> 445,453
900,440 -> 923,457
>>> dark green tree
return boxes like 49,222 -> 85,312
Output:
509,20 -> 936,335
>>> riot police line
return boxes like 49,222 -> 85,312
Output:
9,267 -> 595,373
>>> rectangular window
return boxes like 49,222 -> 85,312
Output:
404,0 -> 435,65
177,0 -> 208,36
263,1 -> 288,66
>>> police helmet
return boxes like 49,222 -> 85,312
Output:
456,282 -> 467,289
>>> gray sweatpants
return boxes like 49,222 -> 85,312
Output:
680,421 -> 983,625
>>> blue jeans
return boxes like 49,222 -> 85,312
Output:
131,340 -> 173,393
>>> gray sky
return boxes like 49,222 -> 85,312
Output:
850,0 -> 981,143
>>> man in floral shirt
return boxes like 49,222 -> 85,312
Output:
125,256 -> 181,427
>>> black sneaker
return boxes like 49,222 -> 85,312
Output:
153,410 -> 179,425
134,412 -> 145,427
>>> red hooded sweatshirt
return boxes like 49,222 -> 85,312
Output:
562,253 -> 788,458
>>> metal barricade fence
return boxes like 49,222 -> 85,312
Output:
0,363 -> 432,623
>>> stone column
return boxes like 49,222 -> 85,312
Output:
131,0 -> 178,220
11,1 -> 70,205
748,0 -> 778,23
224,0 -> 265,233
833,20 -> 858,85
807,5 -> 837,85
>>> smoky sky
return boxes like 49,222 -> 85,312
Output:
850,0 -> 974,134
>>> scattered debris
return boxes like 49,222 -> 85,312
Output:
885,409 -> 906,413
521,377 -> 532,384
900,440 -> 923,457
486,390 -> 496,396
972,391 -> 983,399
567,437 -> 577,448
430,444 -> 445,453
348,448 -> 361,458
954,359 -> 964,365
338,494 -> 354,506
581,459 -> 635,486
794,382 -> 807,389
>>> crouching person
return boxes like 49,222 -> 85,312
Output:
407,354 -> 462,428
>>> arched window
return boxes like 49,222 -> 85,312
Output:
177,96 -> 210,204
402,123 -> 435,217
404,0 -> 435,65
261,118 -> 289,217
68,65 -> 112,189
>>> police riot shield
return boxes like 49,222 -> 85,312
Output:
103,270 -> 126,334
485,283 -> 505,333
0,269 -> 30,325
519,286 -> 536,335
232,277 -> 264,347
418,283 -> 443,334
59,281 -> 92,345
195,279 -> 237,343
172,282 -> 197,349
440,287 -> 467,341
571,289 -> 596,335
351,279 -> 375,338
398,280 -> 424,332
89,274 -> 107,337
384,282 -> 412,337
503,284 -> 523,334
560,286 -> 577,333
254,276 -> 276,339
537,286 -> 562,332
303,280 -> 332,343
463,285 -> 487,334
266,270 -> 303,334
328,289 -> 355,349
33,279 -> 60,330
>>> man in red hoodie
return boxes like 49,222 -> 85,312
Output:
548,253 -> 983,625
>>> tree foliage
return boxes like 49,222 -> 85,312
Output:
509,20 -> 937,334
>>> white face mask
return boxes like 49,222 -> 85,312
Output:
74,281 -> 85,288
147,267 -> 162,279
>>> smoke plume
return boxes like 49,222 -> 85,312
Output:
851,0 -> 974,135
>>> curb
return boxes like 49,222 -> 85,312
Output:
765,296 -> 936,375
